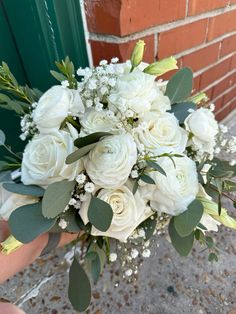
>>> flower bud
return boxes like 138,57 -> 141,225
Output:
143,56 -> 178,76
188,92 -> 209,105
198,196 -> 236,230
0,235 -> 23,255
130,40 -> 145,69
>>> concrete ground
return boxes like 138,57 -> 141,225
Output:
0,110 -> 236,314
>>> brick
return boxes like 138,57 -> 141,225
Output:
193,76 -> 201,92
212,73 -> 236,98
85,0 -> 122,36
119,0 -> 186,36
199,58 -> 231,89
204,87 -> 213,99
85,0 -> 186,36
220,34 -> 236,57
188,0 -> 229,16
182,43 -> 220,72
230,54 -> 236,69
223,85 -> 236,103
215,103 -> 232,120
207,10 -> 236,41
158,19 -> 208,58
90,35 -> 155,65
214,95 -> 225,112
230,97 -> 236,112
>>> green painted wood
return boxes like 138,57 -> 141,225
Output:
0,0 -> 89,159
0,2 -> 26,157
2,0 -> 89,91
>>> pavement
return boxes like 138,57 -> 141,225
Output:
0,110 -> 236,314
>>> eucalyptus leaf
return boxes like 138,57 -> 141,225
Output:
208,252 -> 218,262
140,173 -> 155,185
168,218 -> 194,256
165,67 -> 193,104
66,143 -> 97,164
3,182 -> 44,197
68,257 -> 91,312
146,160 -> 167,176
64,208 -> 82,233
174,199 -> 204,236
85,251 -> 101,284
74,132 -> 112,148
42,180 -> 75,218
0,170 -> 12,182
0,129 -> 6,145
88,196 -> 113,232
132,179 -> 139,194
169,102 -> 196,123
8,202 -> 56,243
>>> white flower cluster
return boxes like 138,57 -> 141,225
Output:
20,106 -> 38,141
14,56 -> 222,244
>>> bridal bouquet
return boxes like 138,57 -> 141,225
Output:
0,41 -> 236,311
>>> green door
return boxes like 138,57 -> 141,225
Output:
0,0 -> 89,157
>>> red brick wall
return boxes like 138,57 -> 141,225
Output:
84,0 -> 236,120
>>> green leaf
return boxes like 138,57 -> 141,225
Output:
168,218 -> 194,256
140,173 -> 155,185
174,199 -> 204,236
3,182 -> 44,197
208,252 -> 218,262
223,180 -> 236,192
74,132 -> 112,148
138,213 -> 157,240
50,70 -> 67,82
88,196 -> 113,232
42,180 -> 75,218
8,202 -> 56,243
205,236 -> 214,248
169,102 -> 196,123
68,257 -> 91,312
132,179 -> 139,194
66,143 -> 97,164
165,67 -> 193,104
146,160 -> 167,176
0,129 -> 6,145
0,170 -> 12,182
64,209 -> 82,233
85,251 -> 101,284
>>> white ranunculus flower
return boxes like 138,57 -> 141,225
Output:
80,108 -> 119,136
84,134 -> 137,189
134,111 -> 188,154
140,155 -> 199,216
33,86 -> 84,132
108,69 -> 170,115
184,108 -> 218,155
21,128 -> 83,186
79,184 -> 153,242
0,184 -> 38,220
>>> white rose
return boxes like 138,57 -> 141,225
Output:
79,184 -> 153,242
21,129 -> 83,186
0,184 -> 38,220
108,69 -> 170,115
33,86 -> 84,132
84,134 -> 137,189
80,108 -> 118,136
140,155 -> 198,216
134,111 -> 188,154
184,108 -> 218,154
